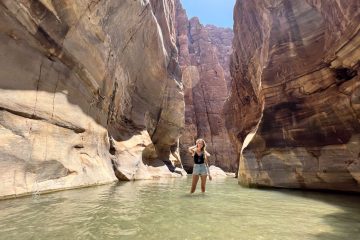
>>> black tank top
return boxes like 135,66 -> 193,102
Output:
194,151 -> 205,164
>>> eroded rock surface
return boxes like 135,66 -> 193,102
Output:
0,0 -> 184,199
205,25 -> 233,90
226,0 -> 360,191
175,0 -> 237,172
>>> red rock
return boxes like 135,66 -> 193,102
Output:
175,0 -> 237,172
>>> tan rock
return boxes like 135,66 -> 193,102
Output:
209,165 -> 227,178
0,0 -> 185,199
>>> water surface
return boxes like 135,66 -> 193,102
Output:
0,177 -> 359,240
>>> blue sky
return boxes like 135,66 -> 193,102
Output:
180,0 -> 236,28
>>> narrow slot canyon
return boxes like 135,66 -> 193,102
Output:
175,1 -> 237,173
0,0 -> 359,239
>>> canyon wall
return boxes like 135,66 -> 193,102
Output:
0,0 -> 185,199
226,0 -> 360,191
175,1 -> 237,172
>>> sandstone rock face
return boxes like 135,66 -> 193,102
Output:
0,0 -> 184,199
226,0 -> 360,191
205,25 -> 234,90
175,1 -> 237,172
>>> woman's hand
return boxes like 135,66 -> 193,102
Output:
188,145 -> 196,155
205,150 -> 211,157
208,175 -> 212,181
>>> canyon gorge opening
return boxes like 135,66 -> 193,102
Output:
0,0 -> 359,201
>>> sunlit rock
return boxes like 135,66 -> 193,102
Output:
0,0 -> 184,199
209,165 -> 228,178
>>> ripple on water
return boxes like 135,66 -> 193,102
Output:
0,177 -> 359,240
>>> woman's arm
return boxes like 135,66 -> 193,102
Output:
188,145 -> 196,154
205,153 -> 212,181
205,150 -> 211,157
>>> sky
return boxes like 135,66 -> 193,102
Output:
180,0 -> 236,28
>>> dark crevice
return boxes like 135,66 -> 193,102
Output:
107,82 -> 118,125
108,134 -> 123,180
36,26 -> 63,53
1,107 -> 43,121
108,135 -> 116,156
121,4 -> 149,53
111,159 -> 130,181
0,107 -> 85,134
334,67 -> 357,83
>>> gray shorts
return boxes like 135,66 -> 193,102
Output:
193,163 -> 208,176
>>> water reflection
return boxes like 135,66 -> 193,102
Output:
0,177 -> 359,240
270,189 -> 360,240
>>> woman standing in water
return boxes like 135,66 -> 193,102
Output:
188,139 -> 212,193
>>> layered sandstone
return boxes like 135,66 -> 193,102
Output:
226,0 -> 360,191
205,25 -> 233,90
0,0 -> 185,199
175,1 -> 237,172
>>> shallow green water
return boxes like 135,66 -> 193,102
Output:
0,177 -> 360,240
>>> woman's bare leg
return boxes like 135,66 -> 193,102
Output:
190,175 -> 200,193
200,175 -> 207,192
